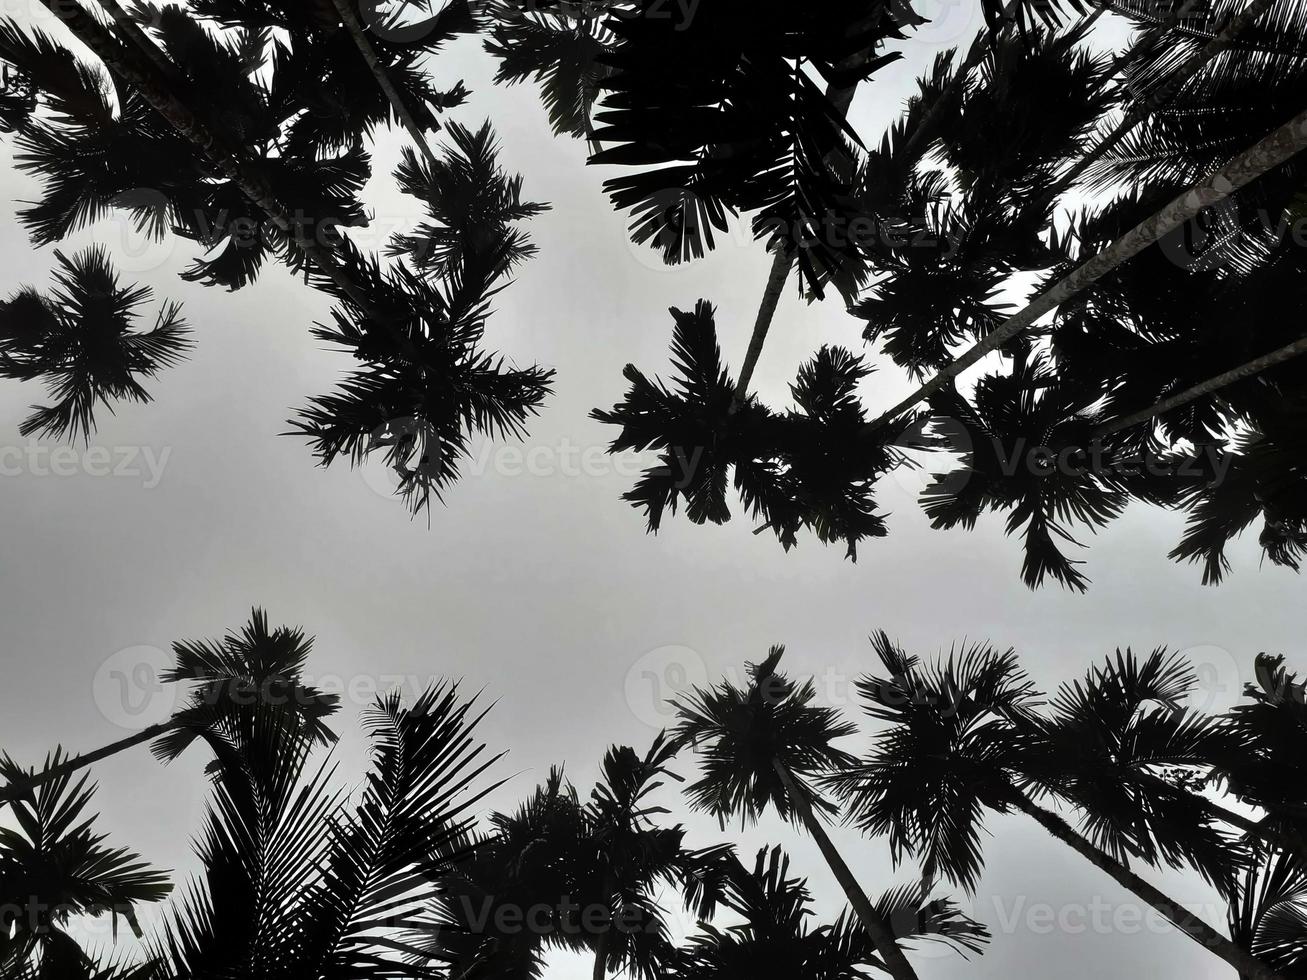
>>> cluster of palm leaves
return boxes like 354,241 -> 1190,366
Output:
7,612 -> 1304,978
0,0 -> 551,507
477,0 -> 1307,587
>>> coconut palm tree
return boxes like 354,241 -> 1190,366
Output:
0,752 -> 170,978
673,645 -> 948,980
152,679 -> 505,978
1228,836 -> 1307,977
0,610 -> 339,803
828,631 -> 1286,979
673,845 -> 989,980
0,246 -> 190,441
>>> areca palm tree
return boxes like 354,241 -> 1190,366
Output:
673,645 -> 939,980
673,845 -> 989,980
0,752 -> 170,978
828,631 -> 1285,979
417,737 -> 726,980
0,0 -> 554,512
0,246 -> 190,441
1,610 -> 339,803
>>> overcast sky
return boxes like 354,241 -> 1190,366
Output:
1,3 -> 1304,977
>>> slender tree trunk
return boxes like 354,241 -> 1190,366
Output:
328,0 -> 440,167
592,870 -> 616,980
773,761 -> 921,980
95,0 -> 185,84
592,915 -> 610,980
1005,788 -> 1285,980
36,0 -> 414,355
867,105 -> 1307,431
728,37 -> 879,411
1043,0 -> 1274,203
0,721 -> 178,803
1094,335 -> 1307,437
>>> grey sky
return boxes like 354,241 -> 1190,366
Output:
0,3 -> 1304,977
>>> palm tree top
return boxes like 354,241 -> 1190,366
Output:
673,645 -> 858,827
827,632 -> 1039,892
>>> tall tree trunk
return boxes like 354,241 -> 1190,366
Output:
0,721 -> 178,803
592,870 -> 616,980
95,0 -> 186,84
773,761 -> 921,980
1094,335 -> 1307,437
36,0 -> 413,354
1042,0 -> 1274,204
328,0 -> 440,167
1005,788 -> 1285,980
728,28 -> 881,411
866,105 -> 1307,431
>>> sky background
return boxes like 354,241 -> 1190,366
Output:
1,2 -> 1305,977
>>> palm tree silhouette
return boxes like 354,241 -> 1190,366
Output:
418,736 -> 729,980
1,610 -> 339,803
0,752 -> 171,977
673,645 -> 930,980
0,246 -> 190,441
673,845 -> 988,979
828,632 -> 1286,979
153,679 -> 504,977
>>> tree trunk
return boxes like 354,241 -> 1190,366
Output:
37,0 -> 412,355
0,721 -> 178,803
95,0 -> 186,84
1094,335 -> 1307,437
1005,788 -> 1285,980
867,105 -> 1307,431
592,870 -> 616,980
773,761 -> 921,980
327,0 -> 440,167
727,37 -> 879,412
1043,0 -> 1274,204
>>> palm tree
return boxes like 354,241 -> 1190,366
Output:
828,632 -> 1286,979
0,246 -> 190,441
592,302 -> 908,560
0,752 -> 170,977
1228,836 -> 1307,977
153,680 -> 505,978
417,737 -> 726,980
673,645 -> 933,980
673,845 -> 989,979
0,610 -> 339,803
